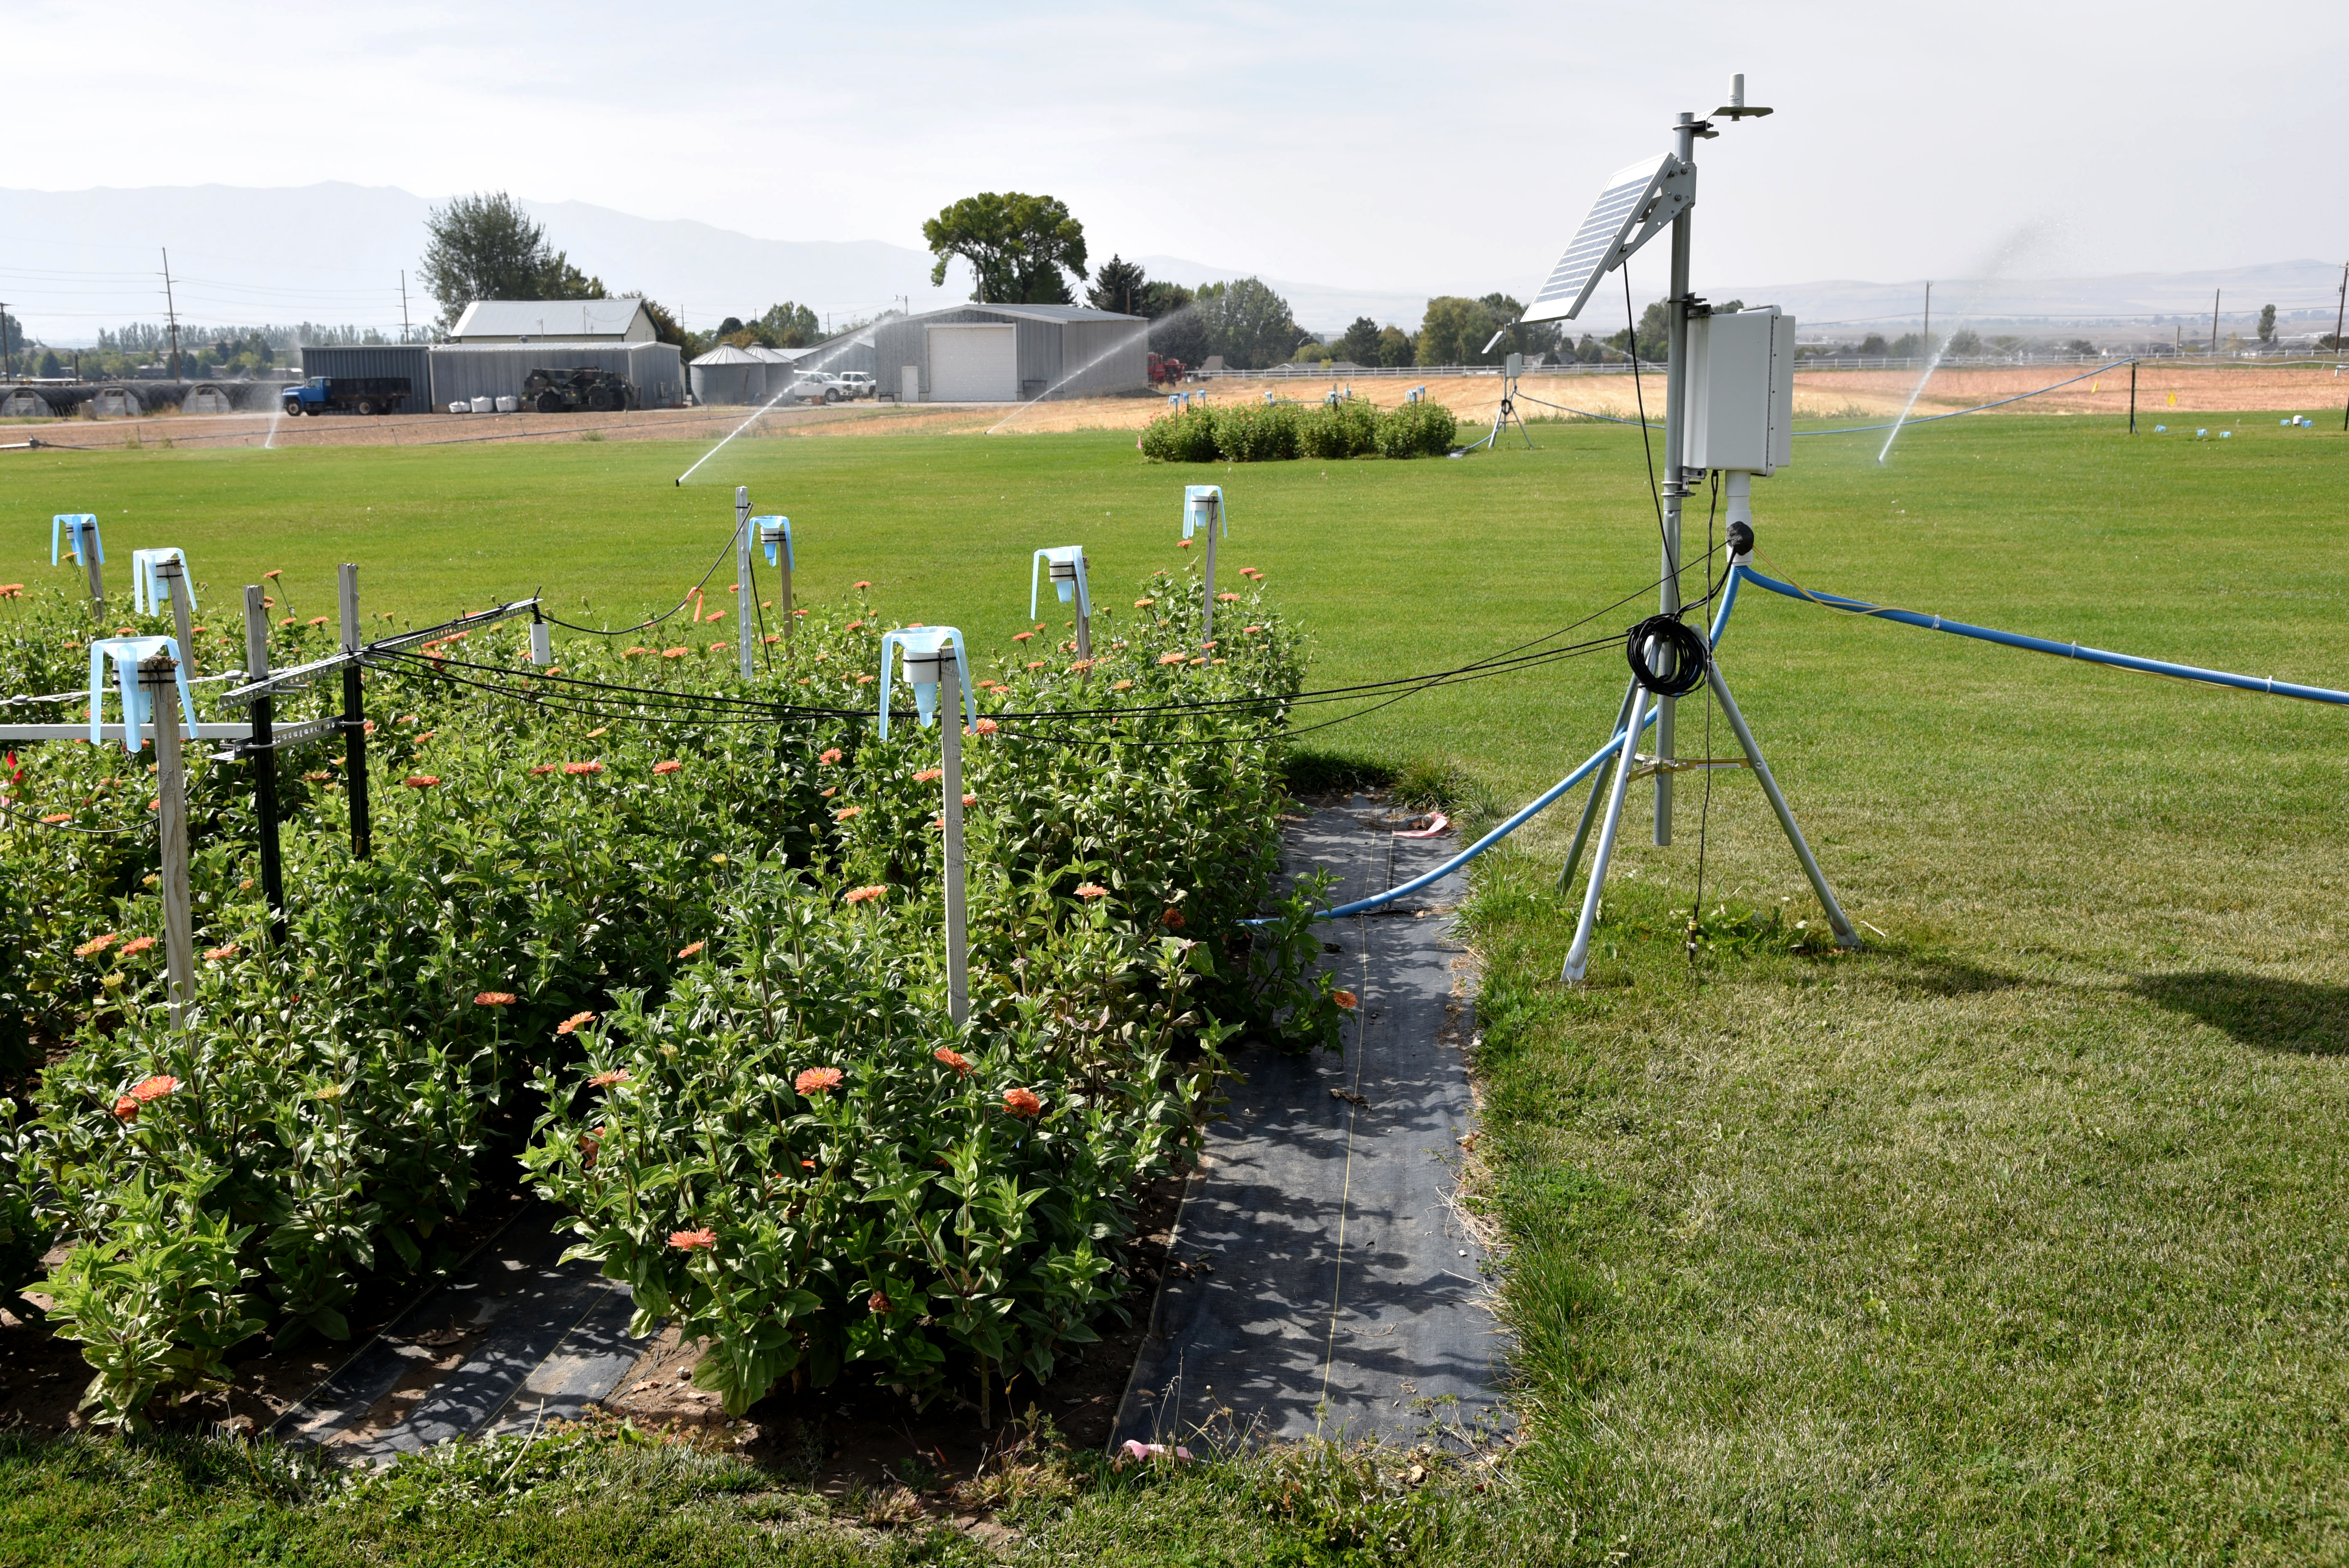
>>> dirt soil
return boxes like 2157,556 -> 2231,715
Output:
11,366 -> 2331,460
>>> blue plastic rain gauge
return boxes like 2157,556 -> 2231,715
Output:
1183,485 -> 1226,649
87,636 -> 199,753
51,514 -> 102,566
756,516 -> 792,568
1032,547 -> 1095,672
132,548 -> 194,615
876,625 -> 976,1026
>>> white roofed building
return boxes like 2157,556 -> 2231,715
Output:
448,299 -> 657,344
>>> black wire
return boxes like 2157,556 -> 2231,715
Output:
538,524 -> 741,638
0,797 -> 146,835
1690,477 -> 1717,964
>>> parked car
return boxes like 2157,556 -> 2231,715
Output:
834,372 -> 876,399
784,374 -> 848,405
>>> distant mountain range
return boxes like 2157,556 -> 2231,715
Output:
3,183 -> 2339,344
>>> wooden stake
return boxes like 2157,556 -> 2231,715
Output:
941,651 -> 968,1028
143,649 -> 195,1029
339,564 -> 371,860
155,556 -> 197,678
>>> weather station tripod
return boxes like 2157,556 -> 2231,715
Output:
1514,72 -> 1861,983
1464,348 -> 1535,453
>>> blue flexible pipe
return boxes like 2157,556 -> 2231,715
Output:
1738,567 -> 2349,706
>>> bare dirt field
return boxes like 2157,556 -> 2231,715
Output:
6,363 -> 2339,455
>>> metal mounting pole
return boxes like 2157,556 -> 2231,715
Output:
243,586 -> 286,945
1562,686 -> 1648,983
1558,678 -> 1639,896
778,526 -> 794,642
339,565 -> 371,860
1655,110 -> 1699,847
143,650 -> 196,1029
155,556 -> 197,679
735,486 -> 755,680
1702,657 -> 1859,947
940,651 -> 968,1027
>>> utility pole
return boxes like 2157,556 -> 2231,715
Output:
161,248 -> 182,381
400,270 -> 412,344
2210,288 -> 2220,357
2333,261 -> 2346,367
0,300 -> 12,380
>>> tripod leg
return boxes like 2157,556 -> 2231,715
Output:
1703,658 -> 1860,948
1562,687 -> 1648,984
1557,679 -> 1639,895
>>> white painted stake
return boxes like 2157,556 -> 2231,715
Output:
940,654 -> 968,1028
735,485 -> 755,680
143,650 -> 195,1030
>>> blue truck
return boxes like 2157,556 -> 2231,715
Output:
280,376 -> 412,417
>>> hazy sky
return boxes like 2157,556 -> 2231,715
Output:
14,0 -> 2349,300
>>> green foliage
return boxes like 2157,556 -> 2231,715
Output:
419,192 -> 605,331
1373,400 -> 1457,459
1335,317 -> 1383,366
1087,255 -> 1149,317
760,302 -> 822,349
1416,296 -> 1499,368
1299,400 -> 1377,460
2257,303 -> 2277,343
0,567 -> 1327,1425
922,192 -> 1088,305
38,1169 -> 263,1428
1137,404 -> 1220,463
1210,402 -> 1301,463
1193,278 -> 1303,371
1376,326 -> 1416,367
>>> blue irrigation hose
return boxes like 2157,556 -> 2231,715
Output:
1790,359 -> 2136,436
1738,566 -> 2349,705
1260,583 -> 1740,924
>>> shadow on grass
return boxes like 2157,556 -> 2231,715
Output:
2130,970 -> 2349,1056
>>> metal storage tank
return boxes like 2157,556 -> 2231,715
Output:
689,344 -> 767,406
296,344 -> 433,411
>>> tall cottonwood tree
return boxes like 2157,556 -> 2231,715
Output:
923,193 -> 1087,304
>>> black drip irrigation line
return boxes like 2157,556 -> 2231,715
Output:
539,526 -> 744,639
0,798 -> 148,835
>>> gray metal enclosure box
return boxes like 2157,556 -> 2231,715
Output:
868,305 -> 1146,402
428,341 -> 685,409
294,344 -> 433,411
1686,307 -> 1793,475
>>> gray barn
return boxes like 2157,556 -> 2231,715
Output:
428,341 -> 685,409
296,344 -> 435,412
869,305 -> 1146,403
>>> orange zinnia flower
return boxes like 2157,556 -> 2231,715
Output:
1333,989 -> 1358,1010
795,1066 -> 844,1095
1002,1087 -> 1042,1119
933,1047 -> 971,1076
563,761 -> 603,776
834,804 -> 861,821
1242,626 -> 1263,635
653,759 -> 683,775
961,793 -> 976,807
41,813 -> 71,825
75,933 -> 117,959
113,1095 -> 140,1121
1217,592 -> 1241,602
818,747 -> 843,764
1134,597 -> 1154,608
1013,631 -> 1034,643
203,943 -> 240,961
1075,883 -> 1108,899
474,991 -> 518,1006
1112,680 -> 1135,692
556,1011 -> 597,1036
404,774 -> 441,789
868,1290 -> 893,1314
119,936 -> 157,957
676,941 -> 705,959
668,1227 -> 716,1251
913,767 -> 942,783
529,763 -> 556,775
662,647 -> 688,659
588,1068 -> 632,1088
1176,539 -> 1195,550
844,885 -> 886,905
973,718 -> 998,735
853,580 -> 872,590
1162,907 -> 1185,929
1158,652 -> 1187,666
623,646 -> 650,657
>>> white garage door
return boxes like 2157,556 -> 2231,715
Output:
927,325 -> 1017,402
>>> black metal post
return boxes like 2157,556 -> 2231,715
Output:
243,585 -> 287,947
2129,359 -> 2137,435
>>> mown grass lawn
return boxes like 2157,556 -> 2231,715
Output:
4,410 -> 2345,1563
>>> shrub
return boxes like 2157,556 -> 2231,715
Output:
1299,400 -> 1378,460
1209,403 -> 1299,463
1137,404 -> 1219,463
1374,400 -> 1458,459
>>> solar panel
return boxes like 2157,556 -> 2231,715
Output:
1523,153 -> 1692,323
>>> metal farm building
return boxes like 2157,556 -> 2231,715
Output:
428,341 -> 685,410
869,305 -> 1146,402
296,345 -> 435,412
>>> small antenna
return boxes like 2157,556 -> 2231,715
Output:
1714,72 -> 1773,119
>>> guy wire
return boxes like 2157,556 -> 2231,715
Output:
1625,268 -> 1668,559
